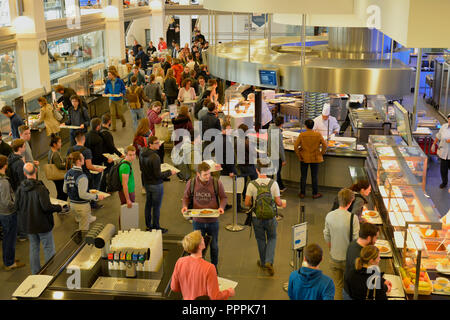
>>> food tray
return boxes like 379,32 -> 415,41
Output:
103,153 -> 121,162
375,240 -> 393,257
60,125 -> 82,129
399,267 -> 433,295
50,197 -> 68,207
384,274 -> 405,298
103,94 -> 122,98
89,190 -> 111,198
161,163 -> 180,174
13,275 -> 54,298
431,278 -> 450,295
362,210 -> 383,225
184,209 -> 220,218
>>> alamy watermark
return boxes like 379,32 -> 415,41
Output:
170,124 -> 282,176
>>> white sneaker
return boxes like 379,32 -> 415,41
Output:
88,216 -> 97,223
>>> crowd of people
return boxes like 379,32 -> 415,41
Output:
0,30 -> 447,301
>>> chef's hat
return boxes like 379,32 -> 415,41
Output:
322,103 -> 331,116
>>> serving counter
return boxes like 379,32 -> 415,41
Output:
14,230 -> 185,300
357,135 -> 450,300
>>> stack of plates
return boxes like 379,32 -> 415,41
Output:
305,92 -> 330,119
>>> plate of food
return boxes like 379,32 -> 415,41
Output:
375,240 -> 392,256
366,210 -> 379,218
432,278 -> 450,295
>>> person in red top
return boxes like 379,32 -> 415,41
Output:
146,101 -> 169,136
158,37 -> 167,51
170,230 -> 235,300
171,58 -> 184,86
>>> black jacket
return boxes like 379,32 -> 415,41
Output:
201,112 -> 221,135
15,179 -> 62,234
139,148 -> 171,185
65,106 -> 90,130
0,140 -> 12,157
57,87 -> 77,110
100,127 -> 122,158
7,153 -> 25,191
345,267 -> 388,300
85,129 -> 106,165
164,77 -> 178,98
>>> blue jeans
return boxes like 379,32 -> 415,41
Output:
144,183 -> 164,229
28,231 -> 55,275
300,162 -> 319,195
252,216 -> 277,265
192,221 -> 219,267
130,108 -> 145,131
0,213 -> 18,267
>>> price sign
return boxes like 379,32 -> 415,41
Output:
292,222 -> 307,250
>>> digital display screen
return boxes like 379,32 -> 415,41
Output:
259,69 -> 278,87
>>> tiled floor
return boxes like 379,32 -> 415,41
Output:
0,92 -> 448,300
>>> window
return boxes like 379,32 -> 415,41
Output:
0,0 -> 11,27
0,49 -> 20,135
44,0 -> 65,20
80,0 -> 104,15
48,30 -> 105,82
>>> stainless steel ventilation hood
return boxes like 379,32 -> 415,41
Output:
206,28 -> 413,95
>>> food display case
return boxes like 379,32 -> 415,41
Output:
13,226 -> 185,300
364,134 -> 449,300
366,135 -> 428,190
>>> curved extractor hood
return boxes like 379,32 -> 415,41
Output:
207,28 -> 412,95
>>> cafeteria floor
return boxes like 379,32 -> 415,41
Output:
0,93 -> 449,300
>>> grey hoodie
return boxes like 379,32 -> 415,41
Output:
0,173 -> 15,215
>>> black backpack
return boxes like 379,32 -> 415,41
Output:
106,160 -> 132,193
188,177 -> 219,209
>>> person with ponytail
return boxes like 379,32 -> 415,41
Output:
349,180 -> 372,221
345,245 -> 391,300
48,134 -> 67,202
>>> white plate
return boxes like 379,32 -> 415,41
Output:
375,240 -> 392,256
436,263 -> 450,275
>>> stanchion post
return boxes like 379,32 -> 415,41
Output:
225,175 -> 244,232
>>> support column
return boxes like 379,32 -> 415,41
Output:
150,0 -> 165,45
104,0 -> 126,65
12,0 -> 51,92
179,0 -> 192,47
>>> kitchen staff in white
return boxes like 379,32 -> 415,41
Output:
313,103 -> 340,137
248,93 -> 273,129
432,113 -> 450,189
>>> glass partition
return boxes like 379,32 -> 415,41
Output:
124,0 -> 149,8
48,30 -> 105,83
80,0 -> 104,15
44,0 -> 65,20
0,49 -> 20,136
0,0 -> 11,27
